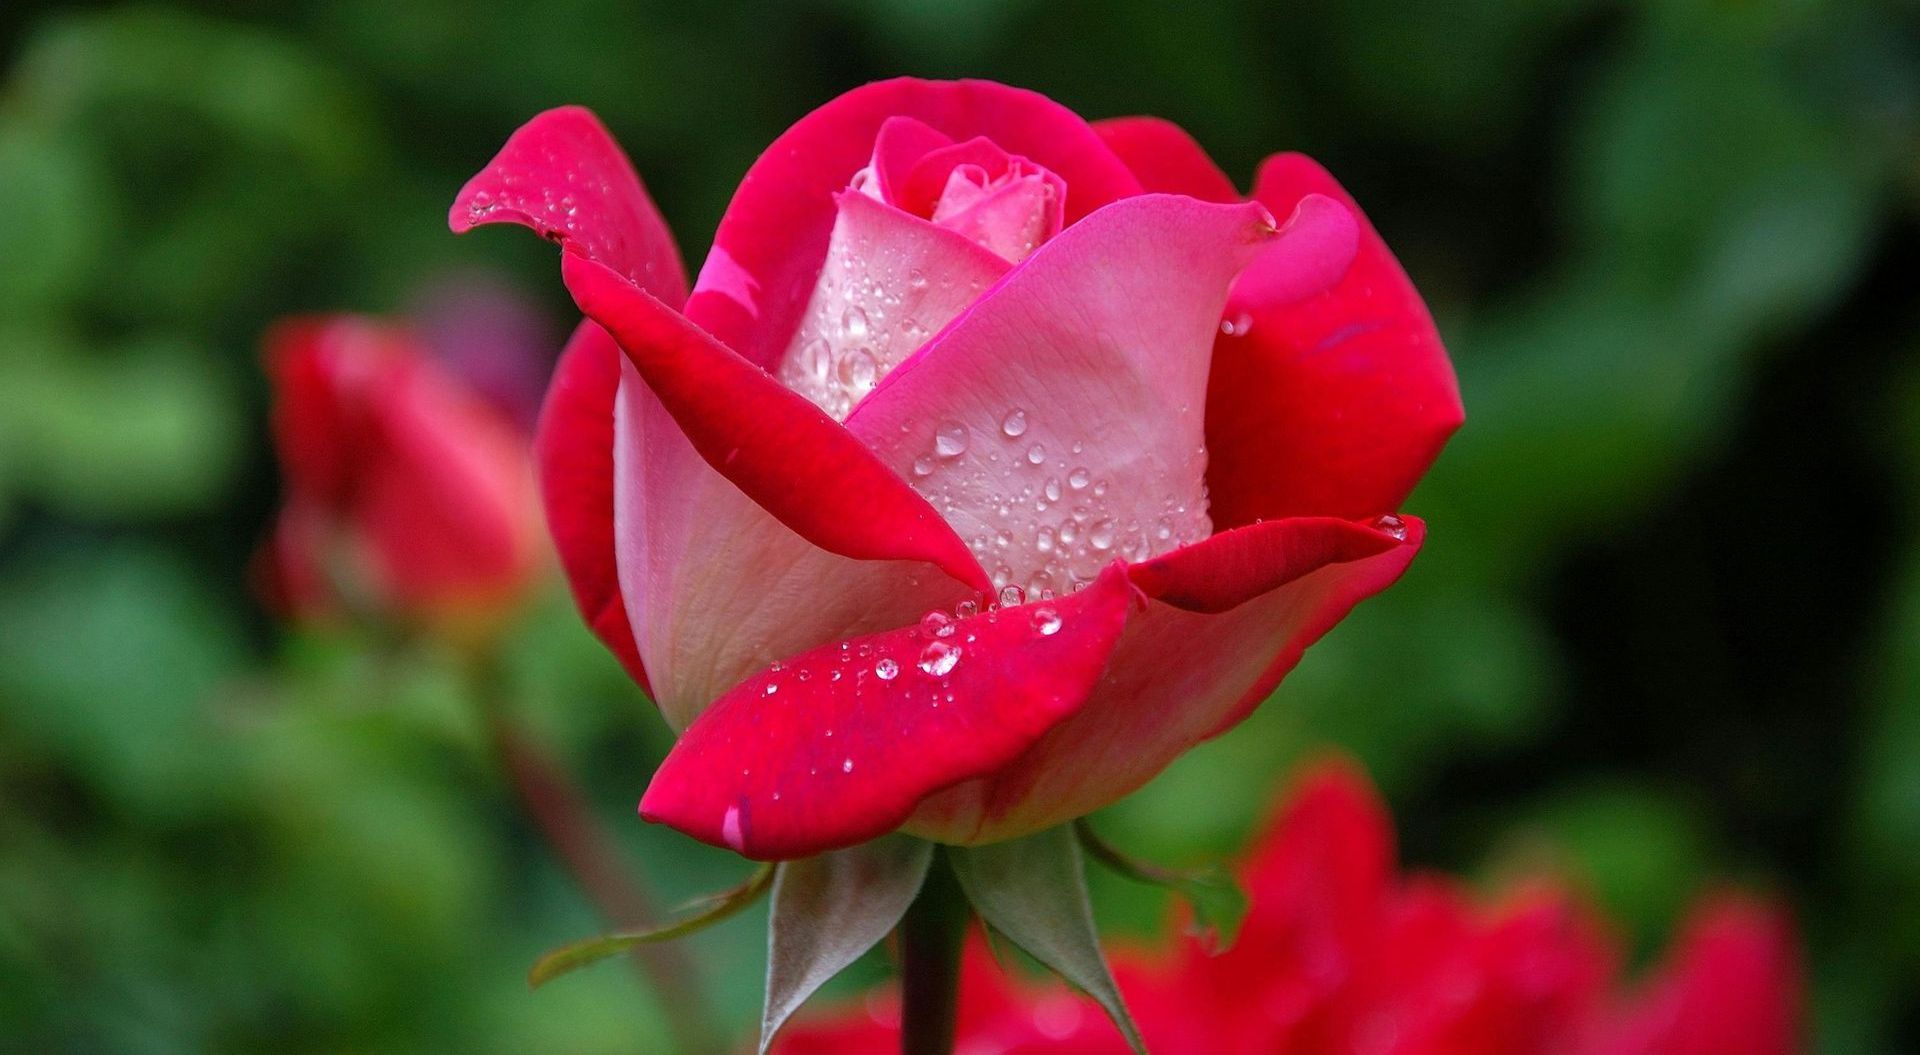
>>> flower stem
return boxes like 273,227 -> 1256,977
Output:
899,853 -> 969,1055
467,643 -> 718,1054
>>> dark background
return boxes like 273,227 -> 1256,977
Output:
1,1 -> 1917,1051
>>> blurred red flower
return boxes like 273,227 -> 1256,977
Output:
256,316 -> 541,635
773,758 -> 1803,1054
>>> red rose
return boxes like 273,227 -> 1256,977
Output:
257,316 -> 541,633
453,79 -> 1462,859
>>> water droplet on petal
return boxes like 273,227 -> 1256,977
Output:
842,306 -> 870,342
763,682 -> 779,696
842,758 -> 855,773
955,599 -> 979,619
1374,514 -> 1408,541
998,585 -> 1026,606
1090,520 -> 1115,551
875,658 -> 900,680
935,421 -> 969,458
918,640 -> 960,677
1001,408 -> 1028,438
837,347 -> 877,391
1068,467 -> 1091,491
1032,608 -> 1062,636
908,269 -> 929,291
1026,443 -> 1046,465
800,337 -> 832,380
1036,526 -> 1056,553
913,455 -> 935,477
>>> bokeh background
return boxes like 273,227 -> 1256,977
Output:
2,1 -> 1917,1051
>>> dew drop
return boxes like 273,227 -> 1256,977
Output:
1036,526 -> 1056,553
875,657 -> 900,680
837,347 -> 877,390
998,585 -> 1026,607
842,306 -> 870,342
918,640 -> 960,677
1090,520 -> 1116,551
920,610 -> 954,638
1032,608 -> 1063,636
1374,513 -> 1409,541
955,599 -> 979,619
913,455 -> 935,477
1000,408 -> 1028,438
763,682 -> 779,696
842,758 -> 855,773
1043,477 -> 1063,502
800,337 -> 832,380
1026,443 -> 1046,465
907,268 -> 929,291
935,421 -> 969,458
1220,312 -> 1253,337
1068,467 -> 1091,491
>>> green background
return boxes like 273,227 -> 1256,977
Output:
2,0 -> 1917,1050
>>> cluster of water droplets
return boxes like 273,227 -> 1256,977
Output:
779,237 -> 993,419
902,397 -> 1212,599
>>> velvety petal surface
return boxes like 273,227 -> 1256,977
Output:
1206,153 -> 1463,527
639,566 -> 1139,860
451,105 -> 688,305
1092,116 -> 1241,203
683,78 -> 1143,369
904,517 -> 1422,844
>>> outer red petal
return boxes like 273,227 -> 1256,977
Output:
638,566 -> 1138,860
904,518 -> 1422,843
1126,515 -> 1405,614
534,321 -> 649,690
1206,153 -> 1463,527
451,106 -> 688,306
561,251 -> 989,594
1092,116 -> 1241,203
683,77 -> 1143,369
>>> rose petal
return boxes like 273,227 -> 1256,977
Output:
535,321 -> 649,688
1593,896 -> 1800,1055
451,106 -> 688,306
776,192 -> 1009,418
1206,153 -> 1463,526
1092,116 -> 1242,203
684,78 -> 1143,369
562,251 -> 988,595
639,565 -> 1139,859
847,194 -> 1275,601
904,518 -> 1423,843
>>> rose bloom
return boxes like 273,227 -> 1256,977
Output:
257,316 -> 542,634
773,759 -> 1805,1055
453,79 -> 1463,859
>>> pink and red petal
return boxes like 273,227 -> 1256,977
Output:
561,252 -> 988,593
904,518 -> 1422,844
639,566 -> 1139,860
1207,153 -> 1463,527
684,78 -> 1143,369
451,106 -> 688,306
1092,116 -> 1241,204
534,322 -> 649,689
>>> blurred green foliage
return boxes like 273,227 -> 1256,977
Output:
1,0 -> 1917,1051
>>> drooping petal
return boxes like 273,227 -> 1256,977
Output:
1207,153 -> 1463,526
1092,116 -> 1241,203
451,106 -> 688,306
847,194 -> 1275,599
1224,193 -> 1360,319
562,251 -> 988,594
684,78 -> 1143,369
534,321 -> 648,688
639,566 -> 1139,860
1126,515 -> 1404,614
904,518 -> 1423,844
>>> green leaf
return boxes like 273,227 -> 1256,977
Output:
949,826 -> 1144,1053
760,836 -> 933,1054
1075,820 -> 1249,954
527,863 -> 773,988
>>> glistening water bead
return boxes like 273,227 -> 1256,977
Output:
918,640 -> 960,677
1001,408 -> 1028,437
